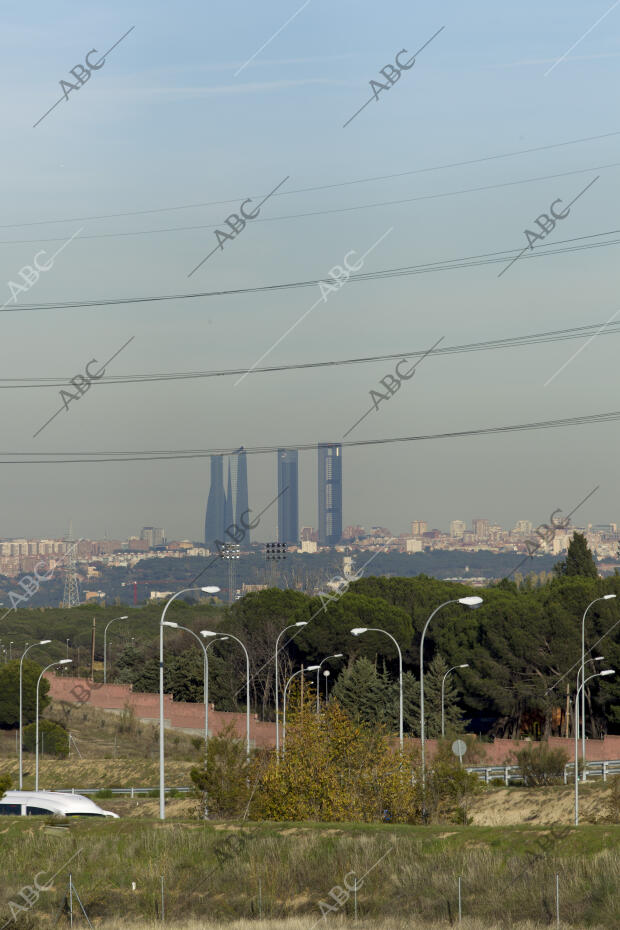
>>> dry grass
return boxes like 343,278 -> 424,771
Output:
69,918 -> 607,930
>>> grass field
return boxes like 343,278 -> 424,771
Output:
0,819 -> 618,928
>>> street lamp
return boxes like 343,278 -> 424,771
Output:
575,656 -> 605,782
19,640 -> 51,789
36,659 -> 71,790
162,621 -> 211,743
420,597 -> 483,785
316,654 -> 343,713
323,669 -> 330,701
441,664 -> 469,737
202,631 -> 251,760
282,666 -> 320,753
574,669 -> 614,824
580,595 -> 615,774
274,621 -> 308,753
159,586 -> 219,820
103,615 -> 129,684
351,627 -> 403,750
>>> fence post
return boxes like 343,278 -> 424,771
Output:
161,876 -> 164,922
131,787 -> 134,798
504,766 -> 509,786
458,876 -> 462,924
563,765 -> 567,785
603,760 -> 608,783
555,873 -> 559,927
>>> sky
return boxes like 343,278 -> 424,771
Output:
0,0 -> 618,542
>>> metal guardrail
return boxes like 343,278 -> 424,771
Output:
54,787 -> 193,797
466,758 -> 620,785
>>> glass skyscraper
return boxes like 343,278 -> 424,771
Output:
204,455 -> 226,548
318,442 -> 342,546
277,449 -> 299,543
205,448 -> 251,548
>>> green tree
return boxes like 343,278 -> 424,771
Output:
190,723 -> 252,818
0,774 -> 11,799
423,654 -> 467,738
553,532 -> 598,578
22,719 -> 69,758
332,657 -> 396,727
0,660 -> 49,729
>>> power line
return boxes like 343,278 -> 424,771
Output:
2,316 -> 620,387
0,161 -> 617,247
4,408 -> 620,462
2,127 -> 619,229
2,227 -> 620,313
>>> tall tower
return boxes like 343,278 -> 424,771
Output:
205,456 -> 227,548
61,524 -> 81,607
318,443 -> 342,546
277,449 -> 299,543
229,447 -> 250,545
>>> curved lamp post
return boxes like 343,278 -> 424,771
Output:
323,669 -> 330,701
580,595 -> 615,774
316,654 -> 343,713
159,586 -> 219,820
103,614 -> 129,683
36,659 -> 71,790
351,627 -> 403,750
19,640 -> 51,789
420,597 -> 483,785
575,669 -> 614,824
202,631 -> 251,760
441,664 -> 469,738
274,621 -> 308,753
163,621 -> 213,743
282,666 -> 320,753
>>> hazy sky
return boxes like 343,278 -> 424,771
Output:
0,0 -> 618,542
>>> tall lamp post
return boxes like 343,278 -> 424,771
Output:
351,627 -> 403,750
36,659 -> 72,790
441,663 -> 469,737
580,595 -> 615,776
316,654 -> 343,713
574,669 -> 614,824
159,586 -> 219,820
19,640 -> 51,789
323,669 -> 330,701
163,622 -> 223,744
274,621 -> 308,753
103,614 -> 129,683
282,666 -> 320,752
420,597 -> 483,785
202,631 -> 251,760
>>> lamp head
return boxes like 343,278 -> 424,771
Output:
323,670 -> 330,677
603,594 -> 616,600
39,640 -> 52,645
59,659 -> 72,665
120,615 -> 129,620
295,621 -> 308,627
332,653 -> 344,658
600,669 -> 615,677
458,596 -> 483,607
200,630 -> 217,638
162,621 -> 179,629
459,663 -> 469,668
594,656 -> 605,661
351,627 -> 367,636
202,586 -> 220,594
219,636 -> 229,641
307,665 -> 321,671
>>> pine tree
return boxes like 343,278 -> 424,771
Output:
553,532 -> 598,578
422,654 -> 467,739
332,657 -> 395,726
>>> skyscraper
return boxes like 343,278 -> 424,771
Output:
205,456 -> 226,548
277,449 -> 299,543
229,447 -> 250,545
318,442 -> 342,546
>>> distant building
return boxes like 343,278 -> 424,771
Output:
149,590 -> 175,602
140,527 -> 165,547
277,449 -> 299,544
411,521 -> 428,536
449,520 -> 466,538
205,455 -> 227,549
406,538 -> 423,553
513,520 -> 533,536
318,443 -> 342,546
472,519 -> 490,539
229,448 -> 250,545
300,526 -> 318,542
301,539 -> 318,553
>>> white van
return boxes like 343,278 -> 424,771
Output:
0,790 -> 119,818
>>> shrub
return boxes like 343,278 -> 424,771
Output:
513,742 -> 569,786
22,719 -> 69,758
0,773 -> 11,799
